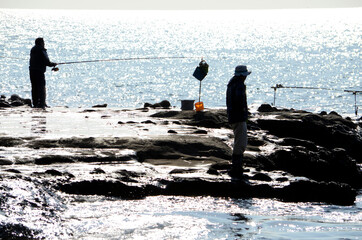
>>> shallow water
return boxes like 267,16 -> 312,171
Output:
29,194 -> 362,239
0,8 -> 361,116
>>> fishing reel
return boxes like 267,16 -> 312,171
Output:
51,67 -> 59,72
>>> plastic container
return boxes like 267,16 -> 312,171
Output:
195,101 -> 204,112
181,100 -> 195,110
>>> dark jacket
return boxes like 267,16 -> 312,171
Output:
226,76 -> 248,124
29,44 -> 54,72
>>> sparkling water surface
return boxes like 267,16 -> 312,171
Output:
0,8 -> 361,239
0,8 -> 361,116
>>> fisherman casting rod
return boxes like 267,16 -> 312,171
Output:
0,55 -> 198,71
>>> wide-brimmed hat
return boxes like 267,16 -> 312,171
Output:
234,65 -> 251,76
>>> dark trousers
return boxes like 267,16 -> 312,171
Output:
30,70 -> 46,108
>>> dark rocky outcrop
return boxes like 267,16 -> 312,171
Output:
144,100 -> 171,109
92,103 -> 107,108
0,104 -> 361,213
0,94 -> 31,108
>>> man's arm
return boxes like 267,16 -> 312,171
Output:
43,50 -> 57,67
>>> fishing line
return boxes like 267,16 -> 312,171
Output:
56,56 -> 197,65
0,55 -> 197,64
271,84 -> 341,92
1,55 -> 198,71
271,84 -> 362,116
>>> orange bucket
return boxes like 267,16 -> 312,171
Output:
195,101 -> 204,112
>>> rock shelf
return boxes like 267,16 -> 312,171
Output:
0,103 -> 361,238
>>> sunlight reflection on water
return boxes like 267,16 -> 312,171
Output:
0,9 -> 361,115
62,195 -> 362,239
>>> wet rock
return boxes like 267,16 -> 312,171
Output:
90,168 -> 106,174
279,180 -> 356,206
163,177 -> 356,206
280,137 -> 317,151
257,103 -> 277,112
0,158 -> 12,165
0,105 -> 361,208
0,101 -> 11,107
115,169 -> 144,178
0,223 -> 41,240
256,113 -> 362,163
231,213 -> 249,222
164,178 -> 248,197
10,94 -> 21,101
83,109 -> 96,112
5,169 -> 21,173
168,130 -> 177,134
8,94 -> 32,107
151,109 -> 228,128
193,129 -> 207,134
141,120 -> 156,124
0,137 -> 24,147
23,98 -> 32,106
134,136 -> 231,163
169,168 -> 198,174
144,100 -> 171,109
58,180 -> 148,200
275,177 -> 288,182
206,168 -> 219,175
35,155 -> 75,165
45,169 -> 63,176
247,137 -> 266,147
10,100 -> 24,107
92,104 -> 107,108
251,173 -> 272,182
0,94 -> 31,107
115,170 -> 143,182
209,162 -> 230,171
264,148 -> 361,188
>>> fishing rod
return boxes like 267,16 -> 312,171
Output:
344,90 -> 362,116
1,55 -> 198,71
271,84 -> 340,92
1,55 -> 197,71
271,84 -> 362,116
56,56 -> 193,65
51,56 -> 197,71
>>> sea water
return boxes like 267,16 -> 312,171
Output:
0,8 -> 361,239
0,8 -> 361,116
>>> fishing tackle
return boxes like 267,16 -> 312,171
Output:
193,58 -> 209,111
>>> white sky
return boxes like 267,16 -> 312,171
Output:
1,0 -> 361,10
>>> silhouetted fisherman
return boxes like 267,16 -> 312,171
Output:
29,38 -> 57,108
226,65 -> 251,178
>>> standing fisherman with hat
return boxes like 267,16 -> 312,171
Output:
226,65 -> 251,178
29,38 -> 57,109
